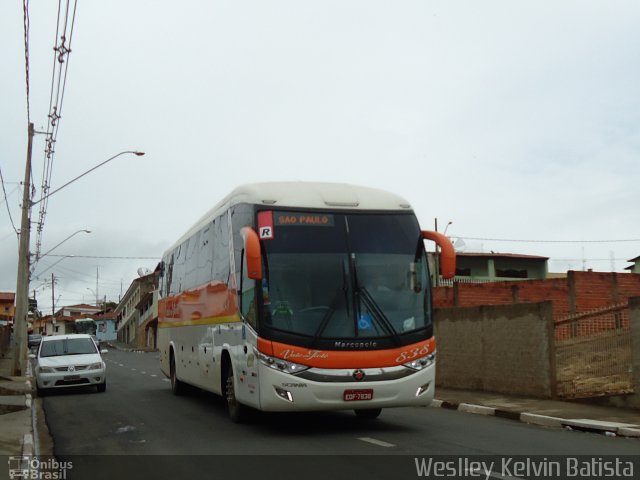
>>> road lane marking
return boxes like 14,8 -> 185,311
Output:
162,378 -> 170,382
141,371 -> 147,374
151,374 -> 158,378
357,437 -> 395,448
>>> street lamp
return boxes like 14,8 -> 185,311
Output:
86,287 -> 98,307
13,147 -> 145,375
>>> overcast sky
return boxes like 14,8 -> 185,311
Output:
1,1 -> 639,314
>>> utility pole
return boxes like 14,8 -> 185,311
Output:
51,273 -> 55,321
13,122 -> 34,375
434,218 -> 439,287
96,266 -> 99,307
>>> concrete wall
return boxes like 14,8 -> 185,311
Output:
434,301 -> 555,398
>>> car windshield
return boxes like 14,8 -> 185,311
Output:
40,338 -> 97,357
259,212 -> 430,341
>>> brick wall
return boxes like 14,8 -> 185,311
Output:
434,271 -> 640,321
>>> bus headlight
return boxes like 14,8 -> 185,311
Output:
255,350 -> 310,375
403,352 -> 436,371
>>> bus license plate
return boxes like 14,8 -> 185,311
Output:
344,389 -> 373,401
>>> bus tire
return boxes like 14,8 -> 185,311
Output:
170,351 -> 185,396
225,364 -> 247,423
354,408 -> 382,419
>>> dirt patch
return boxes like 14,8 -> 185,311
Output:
555,329 -> 633,399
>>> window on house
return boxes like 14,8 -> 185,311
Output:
455,268 -> 471,276
496,269 -> 528,279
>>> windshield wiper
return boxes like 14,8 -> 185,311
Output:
358,286 -> 400,344
349,252 -> 400,344
312,262 -> 350,342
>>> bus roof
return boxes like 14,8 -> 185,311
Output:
166,182 -> 414,254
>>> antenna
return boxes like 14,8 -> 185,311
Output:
453,237 -> 467,253
137,267 -> 151,277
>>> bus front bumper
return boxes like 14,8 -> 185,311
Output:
257,362 -> 435,412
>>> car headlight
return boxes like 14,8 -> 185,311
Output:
37,366 -> 56,374
255,349 -> 309,374
88,362 -> 105,370
403,351 -> 436,371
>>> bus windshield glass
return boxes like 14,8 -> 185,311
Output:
258,211 -> 430,344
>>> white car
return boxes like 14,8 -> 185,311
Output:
34,334 -> 107,394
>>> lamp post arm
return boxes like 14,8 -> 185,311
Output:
31,150 -> 144,207
37,229 -> 91,261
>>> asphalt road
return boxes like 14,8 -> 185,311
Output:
41,349 -> 639,480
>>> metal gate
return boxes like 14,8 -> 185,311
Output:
554,303 -> 633,399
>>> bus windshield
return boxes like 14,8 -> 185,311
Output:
258,212 -> 431,346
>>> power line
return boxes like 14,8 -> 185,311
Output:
551,258 -> 632,262
43,261 -> 151,286
0,166 -> 19,236
35,0 -> 79,261
46,254 -> 161,260
457,236 -> 640,244
0,182 -> 20,207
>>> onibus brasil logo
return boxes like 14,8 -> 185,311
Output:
8,456 -> 72,480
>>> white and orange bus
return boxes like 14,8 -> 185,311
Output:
158,182 -> 455,422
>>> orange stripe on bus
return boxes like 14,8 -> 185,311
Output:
257,337 -> 435,369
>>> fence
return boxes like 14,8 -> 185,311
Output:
553,303 -> 633,399
436,276 -> 495,287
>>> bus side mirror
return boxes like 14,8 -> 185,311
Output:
241,227 -> 263,280
421,230 -> 456,279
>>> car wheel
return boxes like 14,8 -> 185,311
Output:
354,408 -> 382,419
225,364 -> 247,423
97,381 -> 106,393
170,352 -> 185,395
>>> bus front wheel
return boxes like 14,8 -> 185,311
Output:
225,364 -> 247,423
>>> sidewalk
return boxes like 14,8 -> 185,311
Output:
0,345 -> 52,457
433,388 -> 640,437
1,344 -> 638,459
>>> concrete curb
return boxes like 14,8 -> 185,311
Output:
430,399 -> 640,438
22,433 -> 34,457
